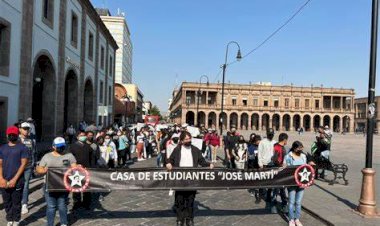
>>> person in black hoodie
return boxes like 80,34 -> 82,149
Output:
167,131 -> 214,226
69,131 -> 94,210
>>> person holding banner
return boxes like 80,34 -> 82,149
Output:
36,137 -> 77,226
284,141 -> 307,226
166,131 -> 214,226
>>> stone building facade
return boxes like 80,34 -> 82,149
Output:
354,96 -> 380,132
0,0 -> 118,141
170,82 -> 355,133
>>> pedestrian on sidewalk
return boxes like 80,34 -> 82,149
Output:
258,128 -> 277,213
0,126 -> 29,226
36,137 -> 76,226
86,131 -> 100,169
204,129 -> 220,163
166,131 -> 214,226
103,134 -> 118,169
117,130 -> 129,167
69,131 -> 94,210
136,131 -> 145,161
225,128 -> 239,169
247,134 -> 261,202
234,135 -> 247,170
66,125 -> 76,144
272,133 -> 289,213
19,122 -> 36,215
284,141 -> 308,226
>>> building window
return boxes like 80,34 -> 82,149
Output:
242,99 -> 247,106
42,0 -> 54,28
0,97 -> 8,143
232,97 -> 237,106
315,100 -> 320,109
285,98 -> 289,108
108,86 -> 112,105
305,99 -> 310,109
88,32 -> 94,61
253,98 -> 258,107
99,81 -> 104,104
109,56 -> 113,77
100,46 -> 105,70
264,100 -> 268,107
274,100 -> 279,108
71,12 -> 78,48
0,21 -> 10,77
295,99 -> 300,109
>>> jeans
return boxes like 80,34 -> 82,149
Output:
1,185 -> 23,222
45,189 -> 69,226
156,152 -> 163,167
288,187 -> 304,220
22,167 -> 33,205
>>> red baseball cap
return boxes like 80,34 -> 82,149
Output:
6,126 -> 19,135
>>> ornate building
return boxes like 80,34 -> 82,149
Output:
0,0 -> 118,141
170,82 -> 355,133
354,96 -> 380,132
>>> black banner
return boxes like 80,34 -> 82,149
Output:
46,165 -> 315,192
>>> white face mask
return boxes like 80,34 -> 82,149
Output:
104,139 -> 111,144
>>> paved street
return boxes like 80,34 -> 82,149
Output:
1,131 -> 380,225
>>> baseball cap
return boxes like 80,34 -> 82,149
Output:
27,117 -> 33,122
324,125 -> 329,129
181,123 -> 188,128
20,122 -> 31,129
53,137 -> 66,148
6,126 -> 19,135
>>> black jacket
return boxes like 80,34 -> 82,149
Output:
168,145 -> 210,168
69,141 -> 95,167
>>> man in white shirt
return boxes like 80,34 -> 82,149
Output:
258,128 -> 277,168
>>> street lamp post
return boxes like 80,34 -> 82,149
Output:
358,0 -> 379,217
220,41 -> 242,136
196,75 -> 210,127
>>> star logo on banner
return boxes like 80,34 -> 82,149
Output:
294,164 -> 315,188
68,171 -> 86,187
298,168 -> 311,183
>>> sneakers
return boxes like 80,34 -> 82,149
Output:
21,204 -> 28,214
295,219 -> 303,226
13,222 -> 20,226
289,220 -> 296,226
7,222 -> 13,226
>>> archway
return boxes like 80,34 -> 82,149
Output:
230,112 -> 238,129
32,55 -> 56,141
272,114 -> 280,131
323,115 -> 331,129
83,79 -> 94,123
343,116 -> 351,133
240,113 -> 249,130
283,114 -> 290,131
251,113 -> 259,130
219,112 -> 227,130
186,111 -> 195,126
293,114 -> 301,131
197,111 -> 206,127
262,114 -> 270,131
303,115 -> 311,132
64,70 -> 79,130
208,112 -> 217,129
333,115 -> 340,132
313,115 -> 321,131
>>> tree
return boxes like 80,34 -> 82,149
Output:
149,105 -> 161,117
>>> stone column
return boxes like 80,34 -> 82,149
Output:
330,96 -> 333,110
226,113 -> 230,131
258,115 -> 262,131
339,116 -> 344,133
279,115 -> 283,131
248,115 -> 252,130
340,96 -> 343,112
206,91 -> 209,105
269,115 -> 273,129
290,116 -> 294,131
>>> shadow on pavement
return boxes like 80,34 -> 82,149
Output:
314,183 -> 357,209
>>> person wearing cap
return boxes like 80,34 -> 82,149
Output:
19,122 -> 36,215
26,118 -> 36,141
36,137 -> 76,226
257,128 -> 277,213
0,126 -> 29,226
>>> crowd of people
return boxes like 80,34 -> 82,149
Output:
0,118 -> 333,226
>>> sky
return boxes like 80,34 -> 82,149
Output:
91,0 -> 375,112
